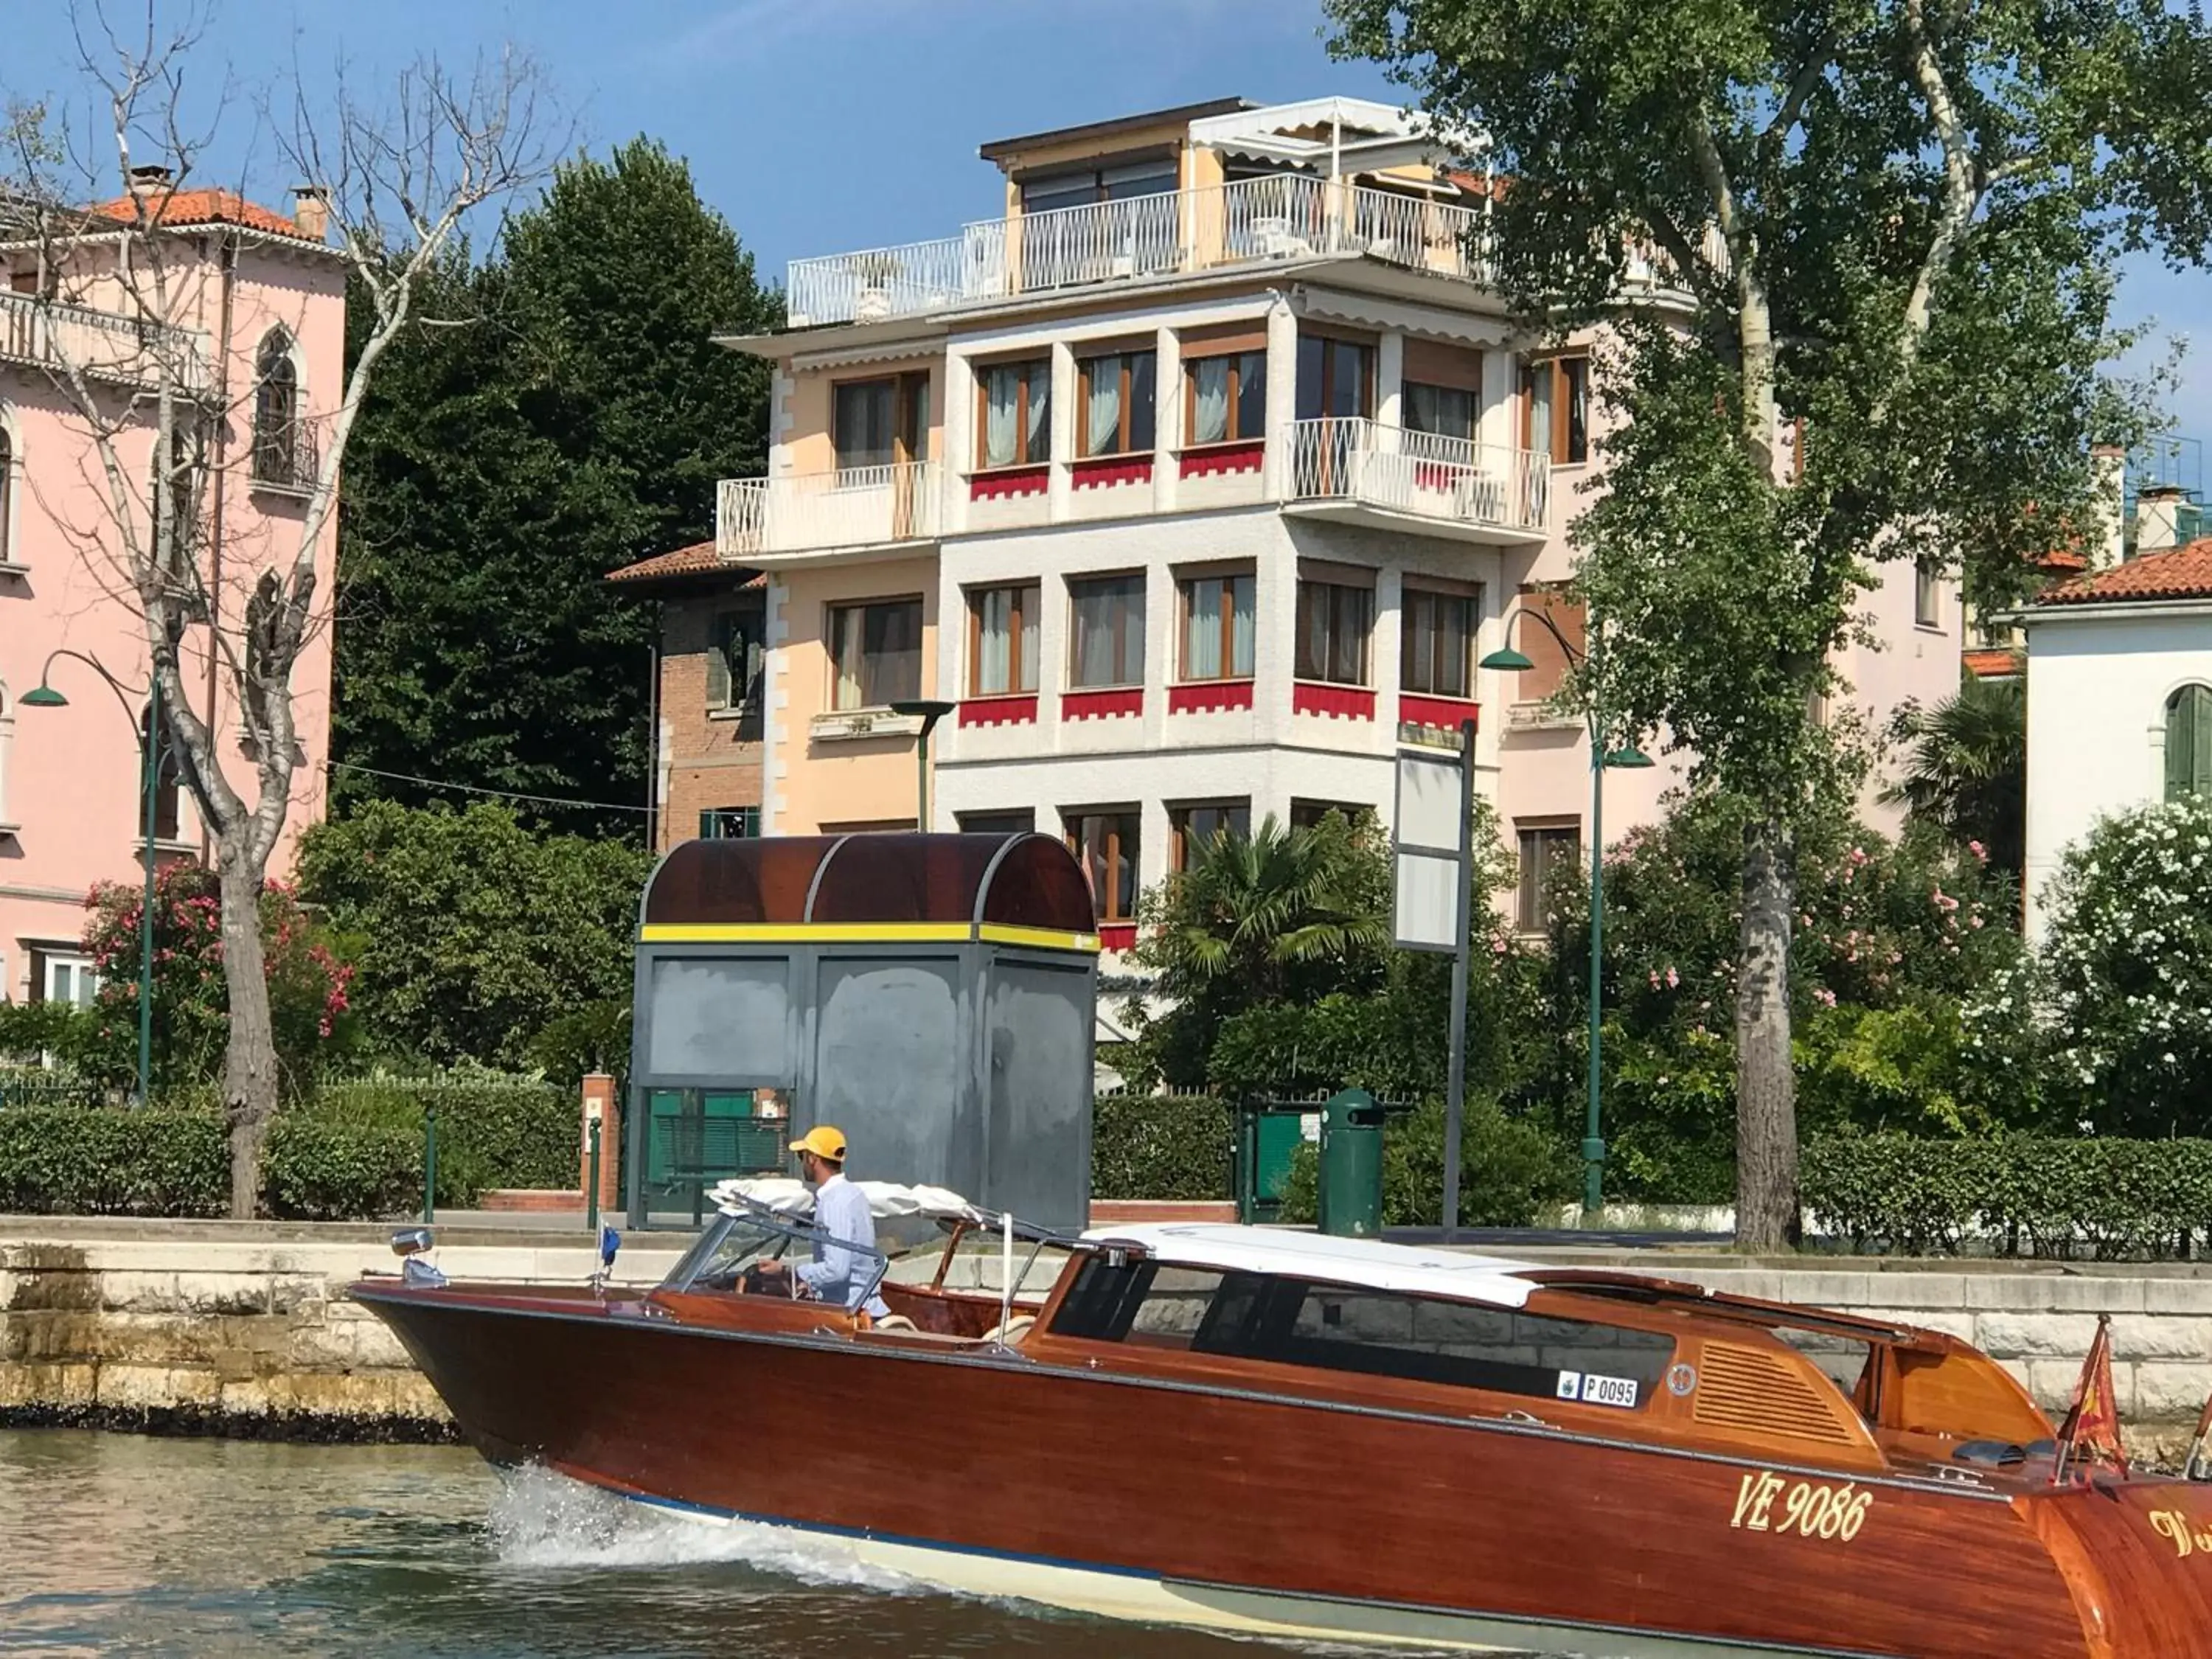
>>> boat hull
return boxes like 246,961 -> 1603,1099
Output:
358,1284 -> 2212,1658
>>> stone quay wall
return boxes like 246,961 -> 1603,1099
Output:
7,1223 -> 2212,1451
0,1222 -> 685,1438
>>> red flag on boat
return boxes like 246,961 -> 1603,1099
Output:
2053,1312 -> 2128,1481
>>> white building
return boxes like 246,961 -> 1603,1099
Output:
2020,537 -> 2212,938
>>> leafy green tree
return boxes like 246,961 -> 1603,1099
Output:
1884,675 -> 2027,884
2041,795 -> 2212,1135
336,138 -> 779,830
293,801 -> 652,1071
1329,0 -> 2212,1243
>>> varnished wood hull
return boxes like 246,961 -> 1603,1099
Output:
357,1284 -> 2212,1658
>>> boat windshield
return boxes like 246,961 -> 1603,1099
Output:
662,1206 -> 890,1304
881,1214 -> 1077,1307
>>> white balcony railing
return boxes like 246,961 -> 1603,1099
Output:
1287,417 -> 1549,533
717,459 -> 941,560
787,176 -> 1492,327
0,290 -> 210,392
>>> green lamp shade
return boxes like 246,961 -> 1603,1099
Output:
1603,745 -> 1655,769
19,685 -> 68,708
1478,646 -> 1536,672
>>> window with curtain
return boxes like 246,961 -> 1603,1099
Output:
2167,684 -> 2212,801
1295,580 -> 1373,685
1516,824 -> 1581,932
1065,808 -> 1141,922
1403,381 -> 1476,441
1169,800 -> 1250,869
252,331 -> 300,487
827,597 -> 923,710
969,582 -> 1040,696
1178,571 -> 1255,681
1184,349 -> 1267,446
1402,588 -> 1477,698
1068,574 -> 1145,688
833,379 -> 897,470
1522,356 -> 1590,462
1915,557 -> 1942,628
1295,335 -> 1374,420
979,359 -> 1051,469
1078,350 -> 1156,456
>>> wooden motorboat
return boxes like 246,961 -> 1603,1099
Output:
355,1201 -> 2212,1656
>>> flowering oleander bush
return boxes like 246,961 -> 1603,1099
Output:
79,863 -> 357,1099
2040,795 -> 2212,1137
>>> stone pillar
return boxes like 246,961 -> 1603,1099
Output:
1048,339 -> 1077,521
943,352 -> 975,535
1152,321 -> 1180,515
581,1073 -> 620,1214
1262,296 -> 1299,501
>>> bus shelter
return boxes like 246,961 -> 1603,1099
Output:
626,832 -> 1100,1231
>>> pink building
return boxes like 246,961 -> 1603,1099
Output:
0,181 -> 344,1004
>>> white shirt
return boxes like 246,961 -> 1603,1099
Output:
795,1172 -> 891,1318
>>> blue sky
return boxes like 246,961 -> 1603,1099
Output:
8,0 -> 2204,439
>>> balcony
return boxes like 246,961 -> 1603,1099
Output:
1285,417 -> 1548,540
717,459 -> 941,561
248,417 -> 321,498
0,290 -> 210,393
786,175 -> 1490,327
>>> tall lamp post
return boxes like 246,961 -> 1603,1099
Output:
889,699 -> 957,832
1481,617 -> 1652,1223
21,650 -> 164,1107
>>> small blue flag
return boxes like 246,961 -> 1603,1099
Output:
599,1223 -> 621,1269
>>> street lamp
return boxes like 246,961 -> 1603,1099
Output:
889,699 -> 957,832
1481,620 -> 1654,1223
22,650 -> 163,1107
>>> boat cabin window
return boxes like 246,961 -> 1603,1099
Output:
1052,1259 -> 1674,1409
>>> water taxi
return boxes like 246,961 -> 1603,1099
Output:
355,1194 -> 2212,1656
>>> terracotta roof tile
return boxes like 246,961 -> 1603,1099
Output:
2036,538 -> 2212,606
1963,647 -> 2023,678
88,188 -> 316,242
605,541 -> 762,587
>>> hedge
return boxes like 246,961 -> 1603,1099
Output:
1092,1093 -> 1234,1200
1802,1135 -> 2212,1259
0,1107 -> 229,1216
307,1075 -> 574,1206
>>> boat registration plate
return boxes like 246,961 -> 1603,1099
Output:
1556,1370 -> 1639,1408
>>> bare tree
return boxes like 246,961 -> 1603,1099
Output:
4,8 -> 555,1214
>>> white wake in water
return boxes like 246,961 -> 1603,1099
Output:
483,1464 -> 918,1593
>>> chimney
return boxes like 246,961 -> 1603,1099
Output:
2135,483 -> 2190,556
128,163 -> 173,196
291,184 -> 329,243
2090,444 -> 2125,568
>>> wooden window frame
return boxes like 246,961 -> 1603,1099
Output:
1515,820 -> 1583,933
974,357 -> 1051,470
966,581 -> 1040,697
1401,585 -> 1478,698
1168,799 -> 1252,872
1401,379 -> 1478,442
1296,329 -> 1377,422
826,595 -> 925,712
1064,807 -> 1141,923
1294,578 -> 1374,687
1521,355 -> 1590,463
1181,347 -> 1267,448
1077,349 -> 1157,459
1176,568 -> 1255,683
1068,572 -> 1147,689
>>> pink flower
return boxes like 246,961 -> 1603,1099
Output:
1664,966 -> 1679,989
1812,987 -> 1837,1007
1967,840 -> 1988,863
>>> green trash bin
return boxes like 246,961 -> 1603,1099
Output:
1316,1088 -> 1385,1238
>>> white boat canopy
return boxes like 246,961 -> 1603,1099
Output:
710,1177 -> 976,1222
1080,1222 -> 1545,1311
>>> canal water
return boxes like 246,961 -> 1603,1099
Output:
0,1428 -> 1554,1658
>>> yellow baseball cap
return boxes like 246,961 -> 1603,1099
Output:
787,1124 -> 847,1162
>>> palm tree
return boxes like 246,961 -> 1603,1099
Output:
1883,675 -> 2025,880
1139,812 -> 1392,1008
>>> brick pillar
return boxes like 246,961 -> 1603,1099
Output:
581,1074 -> 620,1212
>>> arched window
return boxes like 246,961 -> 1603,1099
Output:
139,702 -> 181,844
2166,684 -> 2212,801
252,330 -> 301,490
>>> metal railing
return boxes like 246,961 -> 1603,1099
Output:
717,459 -> 941,560
1286,417 -> 1548,532
0,290 -> 210,392
787,176 -> 1493,326
248,416 -> 320,495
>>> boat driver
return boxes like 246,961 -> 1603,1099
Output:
750,1124 -> 892,1321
